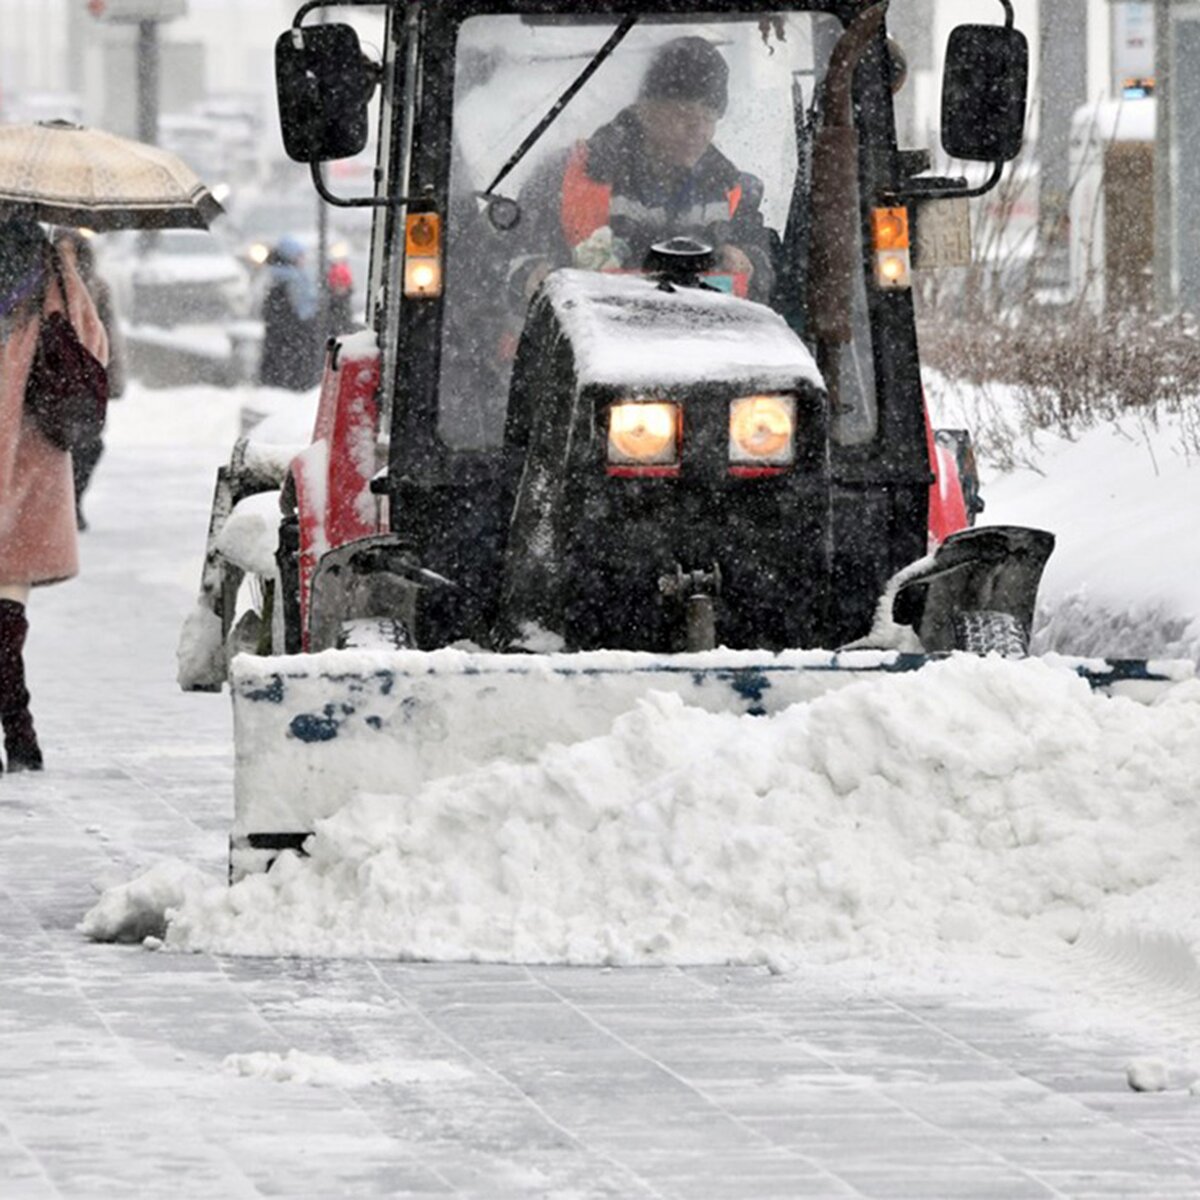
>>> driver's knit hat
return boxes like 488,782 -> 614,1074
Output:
639,37 -> 729,116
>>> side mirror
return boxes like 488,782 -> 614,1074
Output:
941,24 -> 1028,163
275,23 -> 377,163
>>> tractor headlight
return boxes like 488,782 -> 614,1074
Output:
729,394 -> 795,466
607,402 -> 680,466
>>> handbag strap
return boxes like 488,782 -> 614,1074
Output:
43,245 -> 70,310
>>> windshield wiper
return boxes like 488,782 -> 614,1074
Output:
482,15 -> 638,199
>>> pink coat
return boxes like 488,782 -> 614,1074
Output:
0,243 -> 108,587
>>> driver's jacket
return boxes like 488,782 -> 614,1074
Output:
509,107 -> 775,302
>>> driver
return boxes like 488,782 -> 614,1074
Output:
509,36 -> 776,303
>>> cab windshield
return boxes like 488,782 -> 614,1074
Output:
439,11 -> 877,450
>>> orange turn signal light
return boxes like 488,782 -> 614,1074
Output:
871,206 -> 910,251
872,207 -> 912,290
405,212 -> 441,255
404,212 -> 442,298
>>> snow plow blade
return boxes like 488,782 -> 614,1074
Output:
229,647 -> 1192,880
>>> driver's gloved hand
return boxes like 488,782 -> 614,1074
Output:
571,225 -> 629,272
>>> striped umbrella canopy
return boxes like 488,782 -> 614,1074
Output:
0,120 -> 224,231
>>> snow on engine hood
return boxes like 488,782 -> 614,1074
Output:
542,269 -> 823,394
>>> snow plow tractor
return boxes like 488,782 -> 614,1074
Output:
182,0 -> 1188,880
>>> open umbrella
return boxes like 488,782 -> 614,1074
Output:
0,120 -> 224,231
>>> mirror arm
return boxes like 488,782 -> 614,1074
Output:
310,161 -> 411,209
950,161 -> 1004,199
291,0 -> 386,31
997,0 -> 1015,29
887,162 -> 1003,204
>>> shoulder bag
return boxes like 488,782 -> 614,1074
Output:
24,253 -> 109,453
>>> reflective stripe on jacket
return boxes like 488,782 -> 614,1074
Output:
560,141 -> 743,248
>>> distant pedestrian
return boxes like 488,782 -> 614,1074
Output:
0,209 -> 109,773
54,229 -> 126,531
326,257 -> 355,336
258,235 -> 319,391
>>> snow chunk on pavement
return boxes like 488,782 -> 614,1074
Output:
222,1049 -> 471,1088
80,859 -> 213,944
1127,1059 -> 1170,1092
164,655 -> 1200,967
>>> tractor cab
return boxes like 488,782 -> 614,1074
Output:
263,0 -> 1035,662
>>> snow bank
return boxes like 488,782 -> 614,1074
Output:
105,380 -> 245,449
984,418 -> 1200,636
926,377 -> 1200,665
165,656 -> 1200,967
1072,96 -> 1155,146
995,412 -> 1200,663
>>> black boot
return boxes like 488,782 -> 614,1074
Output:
0,599 -> 43,771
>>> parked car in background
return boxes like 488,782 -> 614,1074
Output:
0,90 -> 83,125
226,193 -> 328,270
100,229 -> 252,328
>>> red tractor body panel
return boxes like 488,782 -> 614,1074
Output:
925,406 -> 969,547
293,339 -> 382,648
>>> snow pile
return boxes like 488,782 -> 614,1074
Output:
222,1049 -> 471,1089
175,602 -> 225,692
165,656 -> 1200,966
81,858 -> 213,944
239,390 -> 319,479
214,491 -> 282,577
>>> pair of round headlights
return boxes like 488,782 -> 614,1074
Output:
607,394 -> 796,467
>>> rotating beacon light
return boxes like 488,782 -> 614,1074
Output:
871,206 -> 911,290
404,210 -> 442,297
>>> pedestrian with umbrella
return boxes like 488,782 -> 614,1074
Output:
0,208 -> 108,772
0,121 -> 222,773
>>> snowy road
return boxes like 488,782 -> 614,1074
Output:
4,387 -> 1200,1198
